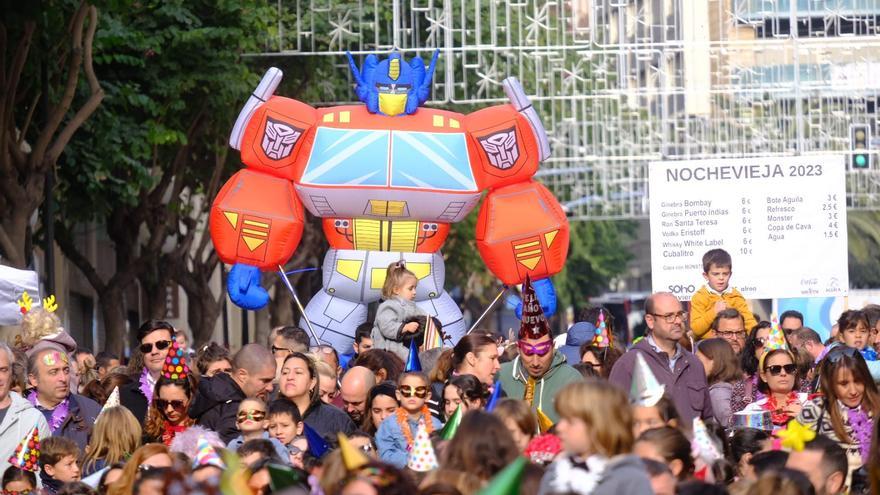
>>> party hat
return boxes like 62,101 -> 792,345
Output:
8,426 -> 40,472
536,408 -> 554,433
423,316 -> 444,350
691,418 -> 723,463
337,433 -> 369,471
268,464 -> 309,492
592,309 -> 612,348
193,436 -> 225,470
220,450 -> 251,495
759,315 -> 790,369
475,456 -> 527,495
518,275 -> 550,340
304,423 -> 330,458
485,382 -> 503,412
629,352 -> 665,407
162,338 -> 190,381
407,422 -> 439,472
440,404 -> 463,440
405,338 -> 422,372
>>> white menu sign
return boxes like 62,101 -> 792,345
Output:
649,155 -> 848,300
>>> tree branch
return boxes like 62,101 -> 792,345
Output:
46,5 -> 103,165
55,222 -> 107,294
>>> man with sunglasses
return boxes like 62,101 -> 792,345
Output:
497,278 -> 580,423
610,292 -> 714,423
120,319 -> 176,424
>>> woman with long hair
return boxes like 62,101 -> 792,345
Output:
743,347 -> 807,429
730,321 -> 772,412
142,341 -> 196,446
798,345 -> 879,482
82,406 -> 143,477
362,382 -> 399,435
428,333 -> 500,417
696,338 -> 741,427
105,443 -> 173,495
278,352 -> 355,440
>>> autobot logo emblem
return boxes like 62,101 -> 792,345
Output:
478,128 -> 519,170
262,117 -> 303,160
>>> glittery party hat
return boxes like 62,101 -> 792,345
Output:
405,338 -> 422,372
162,338 -> 190,381
423,316 -> 444,351
337,433 -> 369,471
591,309 -> 612,348
406,421 -> 439,472
7,426 -> 40,472
629,353 -> 665,407
475,456 -> 526,495
759,316 -> 790,369
691,417 -> 723,463
536,408 -> 554,434
304,423 -> 330,458
440,404 -> 463,440
193,436 -> 225,470
485,382 -> 503,412
518,275 -> 550,340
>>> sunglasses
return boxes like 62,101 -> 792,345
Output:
236,410 -> 267,422
517,340 -> 553,357
765,364 -> 797,376
140,340 -> 172,354
399,385 -> 428,398
156,399 -> 187,412
825,346 -> 861,363
272,345 -> 293,355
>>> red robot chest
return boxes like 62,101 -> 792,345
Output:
292,107 -> 483,224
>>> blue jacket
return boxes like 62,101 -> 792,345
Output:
227,431 -> 290,463
375,409 -> 442,468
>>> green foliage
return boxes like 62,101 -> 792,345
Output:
848,212 -> 880,288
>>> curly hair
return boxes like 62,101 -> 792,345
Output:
18,308 -> 62,349
144,374 -> 198,442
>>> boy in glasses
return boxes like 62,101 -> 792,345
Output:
375,371 -> 442,468
227,398 -> 289,462
689,249 -> 757,340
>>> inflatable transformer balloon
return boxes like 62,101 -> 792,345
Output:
210,51 -> 570,352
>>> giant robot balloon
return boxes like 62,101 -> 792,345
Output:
210,51 -> 569,352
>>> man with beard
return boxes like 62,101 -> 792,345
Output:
339,366 -> 376,425
497,277 -> 580,423
610,292 -> 714,422
120,319 -> 176,423
27,348 -> 100,451
710,308 -> 747,355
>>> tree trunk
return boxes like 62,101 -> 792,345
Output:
99,286 -> 128,356
185,284 -> 221,347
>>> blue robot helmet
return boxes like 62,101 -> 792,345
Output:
346,50 -> 440,116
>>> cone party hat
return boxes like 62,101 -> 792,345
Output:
304,423 -> 330,458
518,275 -> 550,340
440,404 -> 463,440
485,382 -> 503,412
405,337 -> 422,372
338,433 -> 369,471
475,456 -> 527,495
7,426 -> 40,472
163,338 -> 190,381
759,315 -> 790,369
193,436 -> 225,470
629,352 -> 665,407
407,421 -> 439,472
592,309 -> 612,348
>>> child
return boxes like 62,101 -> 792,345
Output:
372,262 -> 430,360
376,371 -> 442,468
39,437 -> 80,495
540,381 -> 652,494
689,249 -> 757,340
228,398 -> 289,463
1,466 -> 36,494
632,395 -> 681,439
288,435 -> 309,469
266,399 -> 305,464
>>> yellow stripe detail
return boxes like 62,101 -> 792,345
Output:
389,221 -> 419,252
516,249 -> 542,258
353,219 -> 382,251
339,111 -> 350,123
389,58 -> 400,80
244,220 -> 270,228
323,113 -> 335,123
449,119 -> 460,128
242,229 -> 268,237
223,212 -> 239,229
514,241 -> 540,249
432,115 -> 444,127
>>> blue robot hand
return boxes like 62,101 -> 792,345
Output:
505,278 -> 558,320
228,263 -> 269,310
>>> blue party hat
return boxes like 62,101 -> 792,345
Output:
405,338 -> 422,372
486,382 -> 503,412
303,423 -> 330,458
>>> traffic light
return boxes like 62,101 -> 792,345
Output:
851,124 -> 871,169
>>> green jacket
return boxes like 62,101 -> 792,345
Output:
497,351 -> 582,425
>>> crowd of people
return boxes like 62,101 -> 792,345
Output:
0,250 -> 879,495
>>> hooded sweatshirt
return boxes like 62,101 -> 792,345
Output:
539,454 -> 652,495
497,351 -> 581,424
0,392 -> 51,481
188,373 -> 246,444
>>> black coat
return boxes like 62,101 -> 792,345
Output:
188,373 -> 245,443
119,379 -> 149,425
301,401 -> 356,445
55,394 -> 101,453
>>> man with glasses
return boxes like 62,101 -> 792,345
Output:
710,309 -> 747,354
610,292 -> 714,422
120,319 -> 176,424
497,278 -> 580,423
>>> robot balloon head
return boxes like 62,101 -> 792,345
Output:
346,50 -> 440,117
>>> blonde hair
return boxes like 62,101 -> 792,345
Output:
381,261 -> 417,299
315,359 -> 337,382
83,406 -> 143,475
555,380 -> 634,456
106,444 -> 170,495
18,308 -> 62,348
